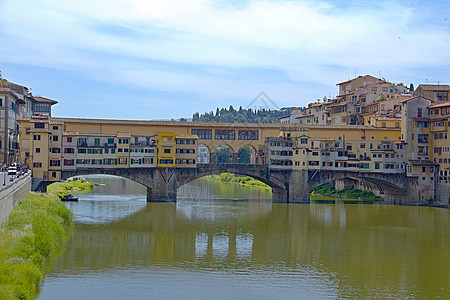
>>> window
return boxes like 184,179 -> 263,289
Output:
34,123 -> 45,129
360,144 -> 365,149
238,130 -> 258,140
35,148 -> 40,153
66,137 -> 72,143
33,135 -> 41,141
53,126 -> 58,130
52,136 -> 58,141
33,162 -> 42,168
78,149 -> 86,153
64,159 -> 74,166
191,129 -> 212,139
118,138 -> 129,144
95,138 -> 100,146
51,148 -> 61,153
417,108 -> 422,118
118,158 -> 127,165
214,130 -> 235,140
418,134 -> 429,143
159,159 -> 174,164
64,148 -> 74,154
164,148 -> 171,153
300,138 -> 308,144
50,160 -> 60,166
108,138 -> 114,144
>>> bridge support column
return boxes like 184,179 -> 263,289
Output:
288,170 -> 310,203
272,187 -> 288,203
146,168 -> 179,202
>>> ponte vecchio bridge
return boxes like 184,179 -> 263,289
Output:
24,117 -> 426,204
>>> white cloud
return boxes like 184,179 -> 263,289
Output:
1,0 -> 449,114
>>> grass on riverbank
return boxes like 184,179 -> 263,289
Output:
204,173 -> 270,188
47,177 -> 94,196
0,179 -> 91,299
311,183 -> 382,200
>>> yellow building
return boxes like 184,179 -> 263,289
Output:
156,132 -> 175,167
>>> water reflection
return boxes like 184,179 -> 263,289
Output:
40,176 -> 449,299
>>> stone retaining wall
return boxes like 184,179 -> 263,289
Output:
0,172 -> 31,226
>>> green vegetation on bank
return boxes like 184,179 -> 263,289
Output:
311,183 -> 382,200
0,179 -> 92,299
192,105 -> 293,123
205,173 -> 270,188
47,177 -> 94,196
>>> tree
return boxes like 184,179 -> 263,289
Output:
237,145 -> 252,164
410,83 -> 414,92
214,146 -> 233,163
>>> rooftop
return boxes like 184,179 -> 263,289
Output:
33,96 -> 58,104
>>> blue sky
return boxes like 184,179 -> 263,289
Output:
0,0 -> 449,120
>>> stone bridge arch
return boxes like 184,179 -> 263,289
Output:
61,165 -> 291,203
308,170 -> 408,201
177,164 -> 290,202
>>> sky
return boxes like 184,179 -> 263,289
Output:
0,0 -> 449,120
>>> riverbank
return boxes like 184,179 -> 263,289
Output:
47,177 -> 94,196
204,173 -> 270,189
311,183 -> 381,201
0,179 -> 92,299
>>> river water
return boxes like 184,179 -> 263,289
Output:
38,175 -> 449,299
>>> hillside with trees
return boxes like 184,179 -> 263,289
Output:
192,105 -> 292,123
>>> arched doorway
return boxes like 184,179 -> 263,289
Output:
237,145 -> 257,164
214,145 -> 233,164
197,144 -> 211,164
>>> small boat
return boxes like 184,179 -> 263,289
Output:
59,194 -> 79,202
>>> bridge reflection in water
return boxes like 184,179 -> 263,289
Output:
49,176 -> 449,299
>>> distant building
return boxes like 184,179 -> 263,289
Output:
413,84 -> 450,102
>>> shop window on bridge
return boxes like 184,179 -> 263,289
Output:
215,130 -> 235,140
238,130 -> 258,140
118,158 -> 127,165
103,158 -> 117,165
91,159 -> 102,165
191,129 -> 212,139
143,158 -> 153,164
159,159 -> 173,164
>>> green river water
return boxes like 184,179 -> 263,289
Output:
38,175 -> 449,299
